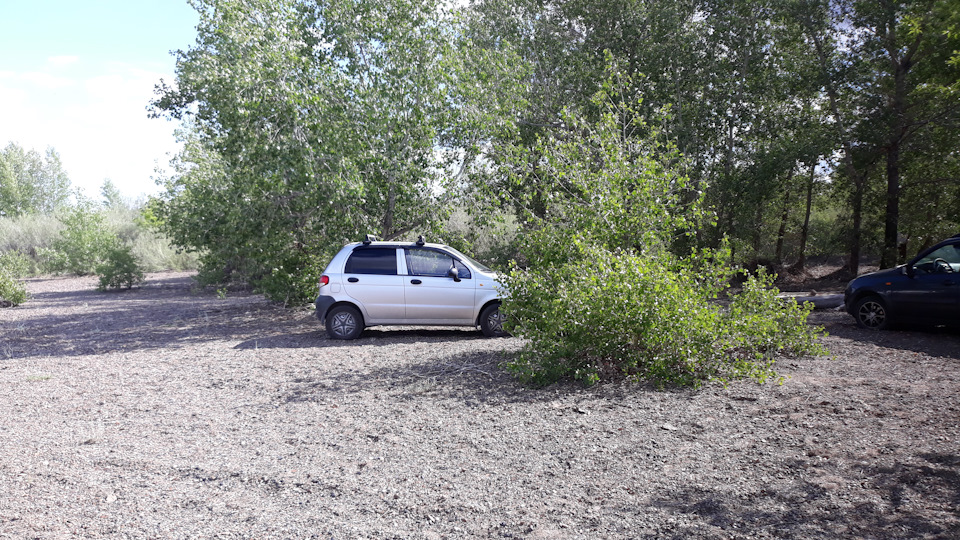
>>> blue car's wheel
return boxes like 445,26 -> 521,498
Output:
854,296 -> 889,330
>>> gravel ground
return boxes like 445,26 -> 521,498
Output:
1,272 -> 959,539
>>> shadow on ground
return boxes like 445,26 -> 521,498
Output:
3,274 -> 281,360
653,451 -> 960,539
811,310 -> 960,360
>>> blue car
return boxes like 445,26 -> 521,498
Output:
844,235 -> 960,330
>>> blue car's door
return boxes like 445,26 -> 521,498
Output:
892,244 -> 960,322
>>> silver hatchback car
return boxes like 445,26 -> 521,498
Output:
315,236 -> 507,339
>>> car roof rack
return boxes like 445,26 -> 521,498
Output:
362,234 -> 378,245
416,235 -> 425,246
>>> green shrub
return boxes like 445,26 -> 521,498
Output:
130,233 -> 197,272
0,203 -> 198,277
0,213 -> 63,255
502,245 -> 825,387
0,269 -> 28,307
0,250 -> 32,278
498,67 -> 825,388
42,204 -> 118,275
96,244 -> 146,291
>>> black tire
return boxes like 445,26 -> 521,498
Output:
853,296 -> 890,330
479,304 -> 509,337
326,305 -> 364,340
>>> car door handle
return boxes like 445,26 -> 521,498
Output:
347,277 -> 359,283
410,279 -> 422,285
945,279 -> 956,286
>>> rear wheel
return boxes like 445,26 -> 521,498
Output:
326,305 -> 363,339
479,304 -> 509,337
853,296 -> 890,330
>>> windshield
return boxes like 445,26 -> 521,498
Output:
445,246 -> 494,274
916,244 -> 960,266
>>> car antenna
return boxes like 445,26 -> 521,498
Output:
416,235 -> 425,246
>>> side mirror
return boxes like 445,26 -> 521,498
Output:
904,265 -> 915,278
449,266 -> 461,282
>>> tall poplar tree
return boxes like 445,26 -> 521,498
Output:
151,0 -> 522,302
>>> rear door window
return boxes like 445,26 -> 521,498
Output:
345,248 -> 398,275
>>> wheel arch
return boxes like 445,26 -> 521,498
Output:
322,300 -> 366,327
846,288 -> 884,314
476,299 -> 502,326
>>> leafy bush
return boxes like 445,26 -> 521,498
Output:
0,250 -> 32,278
499,68 -> 825,387
0,213 -> 63,264
502,245 -> 824,387
41,204 -> 118,275
0,207 -> 195,277
0,250 -> 32,306
96,244 -> 146,291
0,270 -> 28,307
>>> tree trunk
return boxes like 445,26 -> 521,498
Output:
847,179 -> 864,276
881,142 -> 901,268
382,180 -> 396,240
794,161 -> 816,272
802,15 -> 866,277
775,166 -> 796,264
879,15 -> 917,269
752,201 -> 763,260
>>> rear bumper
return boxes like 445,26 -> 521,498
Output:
315,295 -> 336,321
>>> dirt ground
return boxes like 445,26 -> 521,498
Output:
1,272 -> 958,538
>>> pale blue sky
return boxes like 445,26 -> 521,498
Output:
0,0 -> 199,199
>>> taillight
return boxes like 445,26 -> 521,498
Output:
319,275 -> 329,287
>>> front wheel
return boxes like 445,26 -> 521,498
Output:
853,296 -> 890,330
326,305 -> 364,339
479,304 -> 510,337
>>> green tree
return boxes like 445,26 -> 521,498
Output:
100,179 -> 125,209
151,0 -> 521,303
836,0 -> 960,268
41,203 -> 119,276
470,0 -> 840,268
0,143 -> 71,216
500,73 -> 824,387
794,0 -> 960,273
471,0 -> 960,272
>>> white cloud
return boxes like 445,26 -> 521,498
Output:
0,74 -> 29,104
21,71 -> 75,89
0,61 -> 182,199
48,55 -> 79,66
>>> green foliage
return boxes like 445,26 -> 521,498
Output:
96,244 -> 146,291
99,179 -> 125,209
0,212 -> 63,260
0,250 -> 32,278
499,79 -> 825,387
149,0 -> 524,304
0,252 -> 29,307
439,208 -> 519,270
0,203 -> 195,277
0,142 -> 71,217
0,269 -> 28,307
104,205 -> 198,272
40,204 -> 119,276
503,246 -> 823,387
